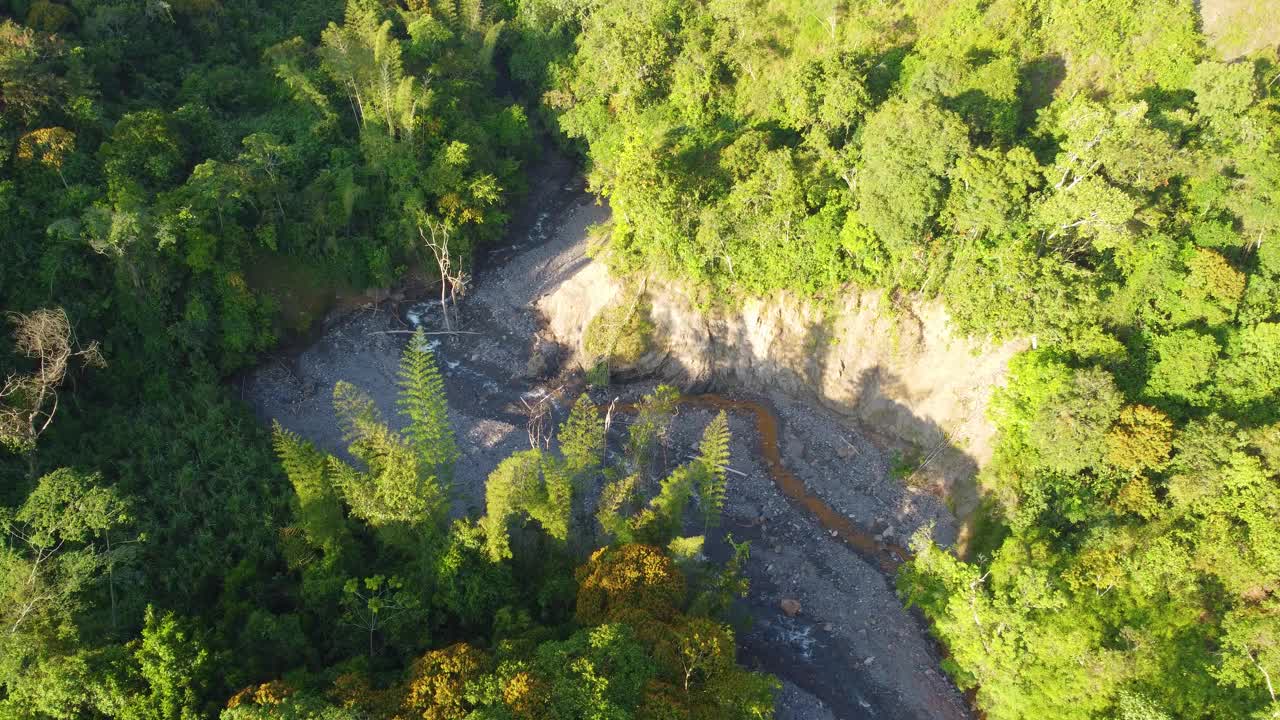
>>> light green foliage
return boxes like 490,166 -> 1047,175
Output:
857,97 -> 970,277
1041,0 -> 1203,95
525,623 -> 656,716
1026,366 -> 1122,475
558,393 -> 605,479
593,400 -> 737,547
99,110 -> 184,204
629,465 -> 696,545
0,469 -> 130,716
1216,323 -> 1280,412
693,410 -> 730,530
443,7 -> 1261,710
1113,691 -> 1173,720
398,330 -> 458,477
900,531 -> 1122,720
480,450 -> 572,561
124,608 -> 213,720
1144,329 -> 1221,409
1189,61 -> 1258,141
667,535 -> 705,565
626,384 -> 679,477
1173,248 -> 1246,327
945,147 -> 1041,240
329,379 -> 448,529
319,3 -> 420,139
597,474 -> 640,543
272,423 -> 350,563
994,354 -> 1123,476
1215,602 -> 1280,705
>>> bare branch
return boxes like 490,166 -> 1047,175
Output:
1,308 -> 103,454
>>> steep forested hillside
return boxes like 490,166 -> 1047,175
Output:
507,1 -> 1280,718
5,0 -> 1280,718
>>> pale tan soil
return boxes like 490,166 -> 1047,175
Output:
538,244 -> 1025,528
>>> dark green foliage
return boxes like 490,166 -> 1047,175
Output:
8,0 -> 1280,717
1,0 -> 529,711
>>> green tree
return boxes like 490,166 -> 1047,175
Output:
1216,323 -> 1280,415
0,469 -> 129,715
557,394 -> 605,480
329,381 -> 447,529
340,575 -> 421,657
398,329 -> 458,479
272,423 -> 350,563
1144,329 -> 1221,409
480,449 -> 571,561
693,410 -> 730,531
106,608 -> 213,720
856,97 -> 969,279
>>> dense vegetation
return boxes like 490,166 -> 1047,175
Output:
506,0 -> 1280,718
7,0 -> 1280,718
0,0 -> 772,717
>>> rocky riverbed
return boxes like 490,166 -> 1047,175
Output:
242,154 -> 972,720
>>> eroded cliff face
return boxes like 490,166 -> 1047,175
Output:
537,257 -> 1025,515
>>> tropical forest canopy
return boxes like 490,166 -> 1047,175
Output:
2,0 -> 1280,718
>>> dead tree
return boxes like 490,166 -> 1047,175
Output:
419,220 -> 468,332
1,308 -> 103,469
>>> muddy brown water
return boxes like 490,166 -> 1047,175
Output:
615,395 -> 911,573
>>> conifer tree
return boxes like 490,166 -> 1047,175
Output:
602,466 -> 697,547
271,422 -> 350,562
398,329 -> 458,483
634,465 -> 695,545
626,385 -> 679,479
597,474 -> 639,543
693,411 -> 730,531
333,380 -> 382,445
331,381 -> 446,529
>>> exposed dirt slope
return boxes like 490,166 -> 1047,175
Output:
539,251 -> 1024,523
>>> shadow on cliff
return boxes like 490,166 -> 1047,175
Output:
637,305 -> 986,550
838,365 -> 983,541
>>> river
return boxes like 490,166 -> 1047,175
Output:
242,151 -> 971,720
